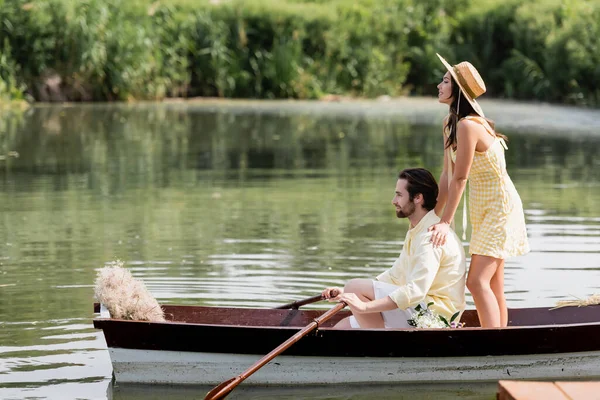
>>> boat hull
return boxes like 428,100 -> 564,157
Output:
109,348 -> 600,385
94,303 -> 600,385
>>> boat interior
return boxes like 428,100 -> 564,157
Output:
94,303 -> 600,329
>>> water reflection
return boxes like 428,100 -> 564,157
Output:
0,103 -> 599,399
110,382 -> 498,400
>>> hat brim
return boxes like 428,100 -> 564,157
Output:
436,53 -> 485,118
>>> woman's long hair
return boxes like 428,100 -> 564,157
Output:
444,77 -> 507,149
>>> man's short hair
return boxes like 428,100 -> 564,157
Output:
398,168 -> 439,211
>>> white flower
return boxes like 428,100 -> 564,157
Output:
412,311 -> 447,328
408,302 -> 464,329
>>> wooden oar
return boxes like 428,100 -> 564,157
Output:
275,290 -> 339,310
204,301 -> 347,400
275,294 -> 323,309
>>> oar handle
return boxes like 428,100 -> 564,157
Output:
205,302 -> 346,400
275,294 -> 323,309
275,290 -> 340,310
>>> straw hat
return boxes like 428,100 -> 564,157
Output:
436,53 -> 486,118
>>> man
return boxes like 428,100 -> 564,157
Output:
323,168 -> 466,328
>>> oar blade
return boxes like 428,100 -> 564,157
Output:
204,377 -> 239,400
206,301 -> 347,399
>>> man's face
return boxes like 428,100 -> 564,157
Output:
392,179 -> 415,219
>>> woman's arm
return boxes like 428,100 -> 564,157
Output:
429,120 -> 478,246
435,135 -> 450,217
440,121 -> 477,224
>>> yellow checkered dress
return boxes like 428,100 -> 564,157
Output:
448,116 -> 530,259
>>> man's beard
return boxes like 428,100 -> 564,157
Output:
396,202 -> 415,218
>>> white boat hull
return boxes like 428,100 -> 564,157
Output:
108,348 -> 600,385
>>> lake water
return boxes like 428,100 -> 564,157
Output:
1,100 -> 600,399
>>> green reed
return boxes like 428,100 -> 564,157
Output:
0,0 -> 598,106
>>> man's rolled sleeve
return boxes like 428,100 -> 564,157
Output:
387,234 -> 442,310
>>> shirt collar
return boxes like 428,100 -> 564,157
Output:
408,210 -> 440,235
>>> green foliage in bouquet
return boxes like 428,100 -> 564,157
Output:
407,302 -> 464,329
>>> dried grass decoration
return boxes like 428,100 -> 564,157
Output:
552,294 -> 600,310
94,261 -> 165,322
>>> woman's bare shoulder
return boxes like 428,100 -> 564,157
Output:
457,117 -> 487,134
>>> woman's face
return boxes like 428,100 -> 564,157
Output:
437,72 -> 453,105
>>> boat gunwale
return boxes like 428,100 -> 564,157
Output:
92,316 -> 600,332
93,302 -> 600,332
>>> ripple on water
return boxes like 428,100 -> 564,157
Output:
0,320 -> 112,398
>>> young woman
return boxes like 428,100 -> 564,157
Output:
428,53 -> 530,328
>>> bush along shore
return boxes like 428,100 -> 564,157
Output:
0,0 -> 598,106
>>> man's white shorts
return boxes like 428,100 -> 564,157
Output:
348,280 -> 415,329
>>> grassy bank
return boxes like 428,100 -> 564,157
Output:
0,0 -> 598,106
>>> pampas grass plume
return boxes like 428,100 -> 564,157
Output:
94,260 -> 165,322
552,294 -> 600,309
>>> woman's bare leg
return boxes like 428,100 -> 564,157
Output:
333,278 -> 385,329
466,255 -> 502,328
490,259 -> 508,327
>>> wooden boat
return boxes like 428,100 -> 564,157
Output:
93,303 -> 600,386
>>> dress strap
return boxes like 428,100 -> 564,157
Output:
461,188 -> 467,241
498,137 -> 508,150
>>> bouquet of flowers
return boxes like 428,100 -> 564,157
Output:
407,302 -> 464,329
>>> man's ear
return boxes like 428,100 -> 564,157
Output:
414,193 -> 424,204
